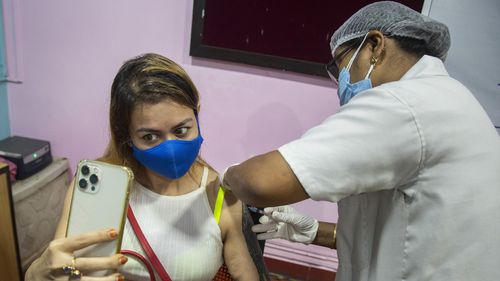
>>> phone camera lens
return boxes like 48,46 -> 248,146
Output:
79,179 -> 88,189
91,186 -> 96,191
81,165 -> 90,175
89,174 -> 99,184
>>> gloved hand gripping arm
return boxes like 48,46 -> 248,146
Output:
251,206 -> 318,244
251,205 -> 337,249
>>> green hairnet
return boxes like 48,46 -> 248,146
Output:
330,1 -> 451,61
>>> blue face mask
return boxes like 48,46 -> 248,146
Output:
337,33 -> 376,106
132,121 -> 204,180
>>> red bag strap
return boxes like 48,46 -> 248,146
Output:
127,205 -> 172,281
120,249 -> 156,281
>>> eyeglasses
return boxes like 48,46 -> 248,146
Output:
326,45 -> 356,86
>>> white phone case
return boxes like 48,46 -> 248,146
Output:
66,160 -> 133,275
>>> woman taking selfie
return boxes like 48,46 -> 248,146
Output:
26,53 -> 262,281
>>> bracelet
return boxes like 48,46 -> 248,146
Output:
333,223 -> 337,249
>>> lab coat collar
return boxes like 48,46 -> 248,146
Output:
400,55 -> 449,81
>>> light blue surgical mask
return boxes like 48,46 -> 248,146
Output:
132,118 -> 203,180
337,33 -> 376,106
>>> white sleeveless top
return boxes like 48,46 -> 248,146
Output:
119,167 -> 224,281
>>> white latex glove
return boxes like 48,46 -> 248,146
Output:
251,205 -> 319,244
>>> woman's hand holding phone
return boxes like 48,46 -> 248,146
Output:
27,228 -> 127,281
25,160 -> 132,280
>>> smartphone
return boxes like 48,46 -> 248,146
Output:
66,160 -> 133,274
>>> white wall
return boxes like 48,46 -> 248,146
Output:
429,0 -> 500,133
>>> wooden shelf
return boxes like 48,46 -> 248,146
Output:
0,162 -> 23,281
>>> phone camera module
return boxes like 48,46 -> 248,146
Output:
78,178 -> 88,189
89,174 -> 99,184
81,165 -> 90,175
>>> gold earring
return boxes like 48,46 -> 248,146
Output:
370,56 -> 378,65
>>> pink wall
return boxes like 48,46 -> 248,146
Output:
6,0 -> 338,270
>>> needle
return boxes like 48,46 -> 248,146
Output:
248,206 -> 265,215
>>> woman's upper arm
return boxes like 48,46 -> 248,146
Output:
54,179 -> 75,239
219,192 -> 259,281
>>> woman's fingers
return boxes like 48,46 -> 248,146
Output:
80,272 -> 124,281
57,228 -> 119,253
36,229 -> 124,281
75,254 -> 128,273
47,255 -> 127,280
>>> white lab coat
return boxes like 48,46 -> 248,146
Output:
279,55 -> 500,281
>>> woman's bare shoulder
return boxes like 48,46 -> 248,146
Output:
203,167 -> 243,236
204,167 -> 220,210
